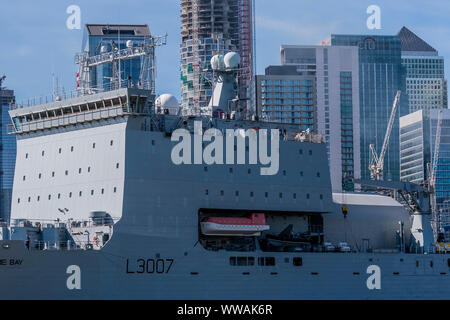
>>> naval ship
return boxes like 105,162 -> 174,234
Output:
1,42 -> 450,300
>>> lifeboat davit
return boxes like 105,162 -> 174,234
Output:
200,213 -> 270,236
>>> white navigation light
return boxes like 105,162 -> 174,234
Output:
211,55 -> 225,70
224,52 -> 240,69
155,94 -> 180,115
126,40 -> 134,48
100,45 -> 108,53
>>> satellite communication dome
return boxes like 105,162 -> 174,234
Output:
155,94 -> 180,115
224,52 -> 240,69
211,55 -> 225,70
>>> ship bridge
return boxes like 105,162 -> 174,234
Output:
8,88 -> 154,135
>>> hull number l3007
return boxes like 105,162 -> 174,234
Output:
126,258 -> 174,274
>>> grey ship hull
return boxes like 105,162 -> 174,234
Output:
4,88 -> 449,300
1,233 -> 449,300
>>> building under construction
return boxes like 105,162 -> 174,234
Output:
180,0 -> 254,117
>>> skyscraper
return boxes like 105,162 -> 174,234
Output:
79,24 -> 155,93
328,35 -> 409,182
0,80 -> 15,224
255,65 -> 316,130
279,45 -> 361,192
180,0 -> 254,116
400,109 -> 450,231
398,27 -> 448,115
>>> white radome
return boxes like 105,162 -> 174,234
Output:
224,52 -> 240,69
155,94 -> 180,115
211,55 -> 225,70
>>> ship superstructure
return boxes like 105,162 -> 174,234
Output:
0,38 -> 449,300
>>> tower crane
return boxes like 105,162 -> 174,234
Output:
427,110 -> 443,240
369,90 -> 401,180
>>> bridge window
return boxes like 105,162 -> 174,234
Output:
116,163 -> 119,169
17,198 -> 20,204
293,193 -> 297,199
229,257 -> 255,266
110,140 -> 114,146
25,153 -> 28,159
52,172 -> 55,177
306,194 -> 310,199
38,173 -> 42,179
22,176 -> 26,181
258,257 -> 276,266
71,146 -> 74,152
101,188 -> 104,195
91,190 -> 94,196
92,143 -> 96,149
79,168 -> 82,174
58,148 -> 62,154
88,167 -> 91,173
41,151 -> 44,156
79,191 -> 82,197
113,187 -> 117,193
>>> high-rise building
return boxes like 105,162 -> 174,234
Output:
400,109 -> 450,230
279,45 -> 361,192
79,24 -> 155,92
180,0 -> 254,116
327,35 -> 409,182
255,65 -> 316,130
0,83 -> 15,224
398,27 -> 448,115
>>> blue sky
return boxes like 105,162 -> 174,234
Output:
0,0 -> 449,103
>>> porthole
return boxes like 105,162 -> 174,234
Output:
88,167 -> 91,173
220,190 -> 224,196
116,163 -> 119,169
71,146 -> 74,152
265,192 -> 268,198
101,188 -> 104,194
113,187 -> 117,193
293,193 -> 297,199
58,194 -> 61,199
91,190 -> 94,196
48,195 -> 51,200
79,191 -> 82,197
110,140 -> 114,146
25,153 -> 28,159
58,148 -> 62,154
92,143 -> 96,149
306,194 -> 310,199
41,151 -> 45,156
250,192 -> 254,197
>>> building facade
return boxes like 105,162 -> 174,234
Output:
80,24 -> 154,92
279,45 -> 361,192
180,0 -> 254,116
399,27 -> 447,115
0,87 -> 15,223
255,66 -> 316,130
328,35 -> 408,182
400,109 -> 450,230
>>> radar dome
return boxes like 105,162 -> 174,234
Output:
224,52 -> 240,69
211,55 -> 225,70
155,94 -> 180,115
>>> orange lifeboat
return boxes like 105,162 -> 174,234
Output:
200,213 -> 270,236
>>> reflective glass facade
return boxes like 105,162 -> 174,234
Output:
0,88 -> 15,223
331,35 -> 409,182
340,72 -> 355,189
256,75 -> 316,131
400,109 -> 450,231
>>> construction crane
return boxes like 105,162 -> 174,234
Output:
369,90 -> 401,180
427,110 -> 443,240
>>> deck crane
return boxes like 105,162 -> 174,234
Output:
427,110 -> 443,240
369,90 -> 402,180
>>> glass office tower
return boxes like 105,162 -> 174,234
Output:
0,87 -> 15,224
400,109 -> 450,231
329,35 -> 408,182
398,27 -> 447,115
